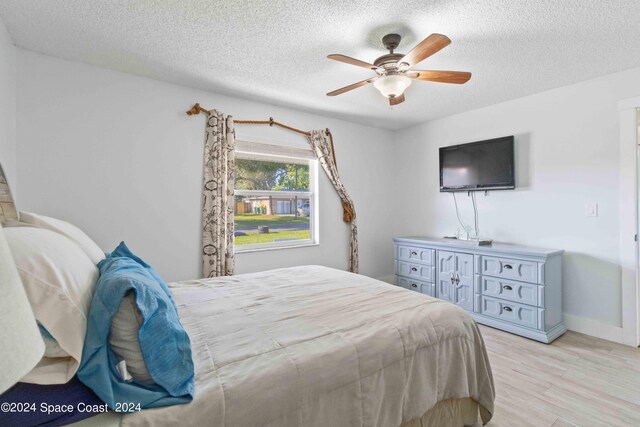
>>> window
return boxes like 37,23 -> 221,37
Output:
234,141 -> 318,252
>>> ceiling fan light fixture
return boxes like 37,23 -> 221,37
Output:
326,33 -> 469,104
373,74 -> 412,99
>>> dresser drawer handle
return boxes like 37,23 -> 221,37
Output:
411,267 -> 418,272
503,306 -> 513,312
504,264 -> 513,270
503,285 -> 513,291
411,251 -> 418,256
411,283 -> 418,288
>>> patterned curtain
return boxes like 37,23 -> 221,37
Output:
0,164 -> 18,226
307,130 -> 359,273
201,110 -> 236,277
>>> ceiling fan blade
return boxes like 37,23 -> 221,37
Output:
389,94 -> 405,106
399,34 -> 451,67
327,54 -> 378,70
326,78 -> 377,96
411,70 -> 472,84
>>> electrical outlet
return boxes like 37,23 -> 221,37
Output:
585,203 -> 598,217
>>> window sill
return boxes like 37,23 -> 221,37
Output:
235,242 -> 319,254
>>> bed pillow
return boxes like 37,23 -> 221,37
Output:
108,292 -> 154,384
19,211 -> 105,265
107,241 -> 176,385
77,242 -> 194,409
4,227 -> 99,384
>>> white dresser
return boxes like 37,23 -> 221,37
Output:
394,236 -> 566,343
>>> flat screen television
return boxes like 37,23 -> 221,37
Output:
439,136 -> 515,192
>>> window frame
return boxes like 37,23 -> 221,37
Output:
233,144 -> 319,253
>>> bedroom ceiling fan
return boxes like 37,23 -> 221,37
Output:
326,33 -> 471,106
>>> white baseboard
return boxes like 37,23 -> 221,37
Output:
563,313 -> 624,344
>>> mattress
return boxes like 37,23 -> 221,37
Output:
121,265 -> 495,427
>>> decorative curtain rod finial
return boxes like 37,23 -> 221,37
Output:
187,103 -> 210,116
186,103 -> 200,115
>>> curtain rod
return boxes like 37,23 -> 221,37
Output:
187,103 -> 315,136
186,103 -> 338,166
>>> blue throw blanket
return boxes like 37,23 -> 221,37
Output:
77,242 -> 194,410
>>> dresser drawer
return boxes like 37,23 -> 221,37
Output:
479,255 -> 538,283
396,276 -> 434,296
476,276 -> 540,307
420,283 -> 435,297
397,245 -> 435,265
478,295 -> 539,329
396,261 -> 435,282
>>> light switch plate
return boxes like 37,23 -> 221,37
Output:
585,203 -> 598,217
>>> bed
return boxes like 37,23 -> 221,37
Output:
77,265 -> 494,427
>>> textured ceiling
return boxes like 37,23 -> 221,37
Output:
2,1 -> 640,130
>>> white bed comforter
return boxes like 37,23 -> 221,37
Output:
122,266 -> 494,427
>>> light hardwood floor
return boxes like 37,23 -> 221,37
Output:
478,325 -> 640,427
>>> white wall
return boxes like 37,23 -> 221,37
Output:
13,44 -> 640,341
15,50 -> 396,282
0,15 -> 16,188
393,66 -> 640,335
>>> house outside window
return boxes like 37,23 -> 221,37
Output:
234,140 -> 319,252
